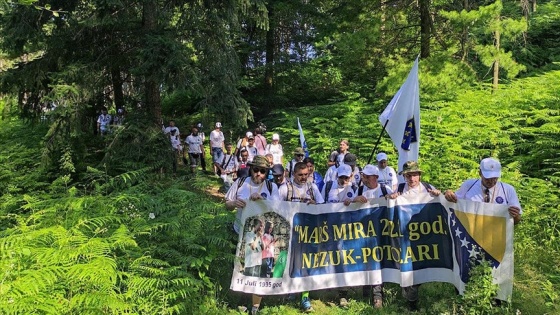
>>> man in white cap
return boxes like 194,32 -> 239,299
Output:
243,132 -> 258,162
376,152 -> 398,191
444,157 -> 522,224
322,164 -> 357,203
346,164 -> 392,309
210,122 -> 225,175
266,133 -> 284,165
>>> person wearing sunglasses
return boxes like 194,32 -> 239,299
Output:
285,147 -> 306,179
225,155 -> 280,315
444,157 -> 521,224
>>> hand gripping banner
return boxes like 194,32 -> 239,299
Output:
230,194 -> 514,300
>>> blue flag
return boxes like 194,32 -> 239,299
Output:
297,117 -> 309,157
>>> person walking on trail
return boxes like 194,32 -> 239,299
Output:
244,133 -> 259,163
254,127 -> 268,156
210,122 -> 225,175
266,133 -> 284,165
225,156 -> 280,315
377,152 -> 398,191
444,157 -> 522,224
387,160 -> 441,311
270,164 -> 288,187
97,108 -> 112,135
185,127 -> 204,174
215,143 -> 237,191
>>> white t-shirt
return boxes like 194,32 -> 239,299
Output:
325,182 -> 356,203
225,178 -> 280,233
399,182 -> 435,195
164,126 -> 180,137
455,179 -> 522,213
324,166 -> 361,186
360,185 -> 393,199
278,182 -> 324,204
266,143 -> 284,165
170,135 -> 182,150
185,134 -> 203,153
378,166 -> 398,190
210,130 -> 225,148
244,145 -> 258,162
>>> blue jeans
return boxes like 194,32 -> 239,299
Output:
212,147 -> 224,163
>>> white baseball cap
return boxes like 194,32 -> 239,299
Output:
246,131 -> 254,138
376,152 -> 388,162
480,158 -> 501,178
337,164 -> 352,177
215,122 -> 222,128
272,133 -> 280,141
362,164 -> 379,176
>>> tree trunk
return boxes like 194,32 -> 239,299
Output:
264,5 -> 274,92
419,0 -> 431,58
532,0 -> 537,12
492,28 -> 500,92
111,67 -> 124,111
142,0 -> 162,124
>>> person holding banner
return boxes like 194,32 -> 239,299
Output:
225,156 -> 280,315
388,161 -> 440,311
443,157 -> 522,224
345,164 -> 392,309
278,162 -> 324,312
322,164 -> 358,204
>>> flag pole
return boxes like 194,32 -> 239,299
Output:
366,120 -> 389,165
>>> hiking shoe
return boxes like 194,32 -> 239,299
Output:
301,297 -> 313,313
373,296 -> 383,309
339,297 -> 349,308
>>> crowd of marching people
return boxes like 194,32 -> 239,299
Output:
161,119 -> 522,314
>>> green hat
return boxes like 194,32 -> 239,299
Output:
249,155 -> 270,169
399,161 -> 422,175
293,147 -> 305,155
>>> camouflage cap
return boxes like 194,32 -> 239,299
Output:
293,147 -> 305,155
249,155 -> 270,169
399,161 -> 422,175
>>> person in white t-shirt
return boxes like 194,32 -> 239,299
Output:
387,161 -> 440,311
376,152 -> 398,191
266,133 -> 284,165
323,164 -> 357,204
210,122 -> 225,174
215,143 -> 238,191
97,108 -> 112,135
225,156 -> 280,315
244,134 -> 259,162
327,139 -> 350,168
444,157 -> 522,224
285,147 -> 306,179
185,127 -> 204,173
279,162 -> 324,204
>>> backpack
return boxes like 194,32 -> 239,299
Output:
397,182 -> 432,194
285,181 -> 316,203
357,184 -> 388,197
288,160 -> 294,178
235,176 -> 273,195
324,180 -> 358,201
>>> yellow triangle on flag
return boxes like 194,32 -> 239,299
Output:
454,210 -> 506,263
